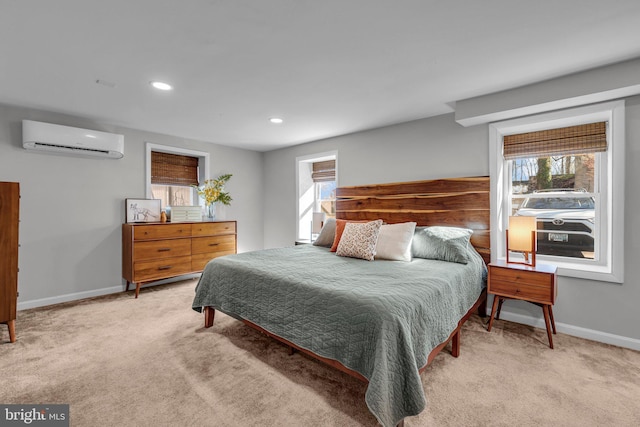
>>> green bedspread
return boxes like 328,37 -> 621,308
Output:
192,245 -> 486,426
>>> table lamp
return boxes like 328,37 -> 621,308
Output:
506,216 -> 537,267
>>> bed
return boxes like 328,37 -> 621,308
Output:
192,176 -> 491,427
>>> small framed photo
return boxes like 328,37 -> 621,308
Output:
126,198 -> 162,223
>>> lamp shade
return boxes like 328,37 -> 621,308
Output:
312,212 -> 325,234
508,216 -> 536,252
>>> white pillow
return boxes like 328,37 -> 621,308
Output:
375,222 -> 417,261
336,220 -> 383,261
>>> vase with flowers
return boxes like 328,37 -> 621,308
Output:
193,174 -> 232,220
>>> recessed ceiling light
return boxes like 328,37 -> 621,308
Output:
150,81 -> 173,91
269,117 -> 284,124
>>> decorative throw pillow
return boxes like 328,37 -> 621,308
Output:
336,220 -> 383,261
375,222 -> 417,262
412,226 -> 473,264
312,218 -> 336,247
330,219 -> 366,252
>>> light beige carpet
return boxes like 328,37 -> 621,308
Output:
1,280 -> 639,427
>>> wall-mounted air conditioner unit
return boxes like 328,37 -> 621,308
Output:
22,120 -> 124,159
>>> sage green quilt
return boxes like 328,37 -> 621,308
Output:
192,245 -> 486,426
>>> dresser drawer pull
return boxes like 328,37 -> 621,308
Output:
158,266 -> 172,271
158,248 -> 171,252
208,243 -> 220,247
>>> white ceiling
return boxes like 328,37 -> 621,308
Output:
2,1 -> 640,152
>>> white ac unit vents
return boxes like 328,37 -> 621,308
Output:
22,120 -> 124,159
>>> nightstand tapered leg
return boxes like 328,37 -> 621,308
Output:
488,295 -> 500,332
496,298 -> 505,320
542,305 -> 554,349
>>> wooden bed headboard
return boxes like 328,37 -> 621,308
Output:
335,176 -> 491,264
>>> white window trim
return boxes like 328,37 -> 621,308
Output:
489,100 -> 625,283
145,142 -> 210,203
295,150 -> 338,240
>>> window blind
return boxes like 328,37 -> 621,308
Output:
312,160 -> 336,182
151,152 -> 199,186
503,122 -> 607,160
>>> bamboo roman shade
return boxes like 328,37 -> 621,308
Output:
312,160 -> 336,182
503,122 -> 607,160
151,152 -> 199,186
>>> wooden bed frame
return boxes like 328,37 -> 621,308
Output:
202,176 -> 491,426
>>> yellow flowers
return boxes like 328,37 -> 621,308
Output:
194,174 -> 232,206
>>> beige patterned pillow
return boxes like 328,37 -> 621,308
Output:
336,219 -> 383,261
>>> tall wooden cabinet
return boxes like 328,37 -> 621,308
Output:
122,221 -> 237,298
0,182 -> 19,343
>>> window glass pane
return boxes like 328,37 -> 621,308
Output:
316,181 -> 336,218
510,153 -> 595,260
151,184 -> 194,208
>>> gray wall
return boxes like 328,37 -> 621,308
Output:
264,114 -> 488,248
0,103 -> 264,307
263,98 -> 640,345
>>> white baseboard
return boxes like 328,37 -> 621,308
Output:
491,309 -> 640,351
17,274 -> 201,310
17,285 -> 124,310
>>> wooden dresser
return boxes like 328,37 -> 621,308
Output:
122,221 -> 236,298
0,182 -> 20,343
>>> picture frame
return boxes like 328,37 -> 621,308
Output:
125,198 -> 162,223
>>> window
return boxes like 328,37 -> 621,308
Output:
296,152 -> 337,241
490,101 -> 625,283
145,143 -> 209,211
151,151 -> 199,207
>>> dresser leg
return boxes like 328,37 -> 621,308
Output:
8,320 -> 16,343
135,283 -> 141,299
487,295 -> 500,332
542,305 -> 554,349
125,281 -> 130,292
548,305 -> 557,334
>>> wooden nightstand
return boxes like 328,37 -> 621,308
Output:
487,260 -> 558,348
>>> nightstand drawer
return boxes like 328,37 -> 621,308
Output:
489,278 -> 554,304
490,267 -> 552,287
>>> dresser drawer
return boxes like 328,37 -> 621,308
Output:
133,239 -> 191,261
192,222 -> 236,236
489,278 -> 554,304
191,251 -> 235,271
133,256 -> 192,282
133,224 -> 191,240
192,235 -> 236,255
